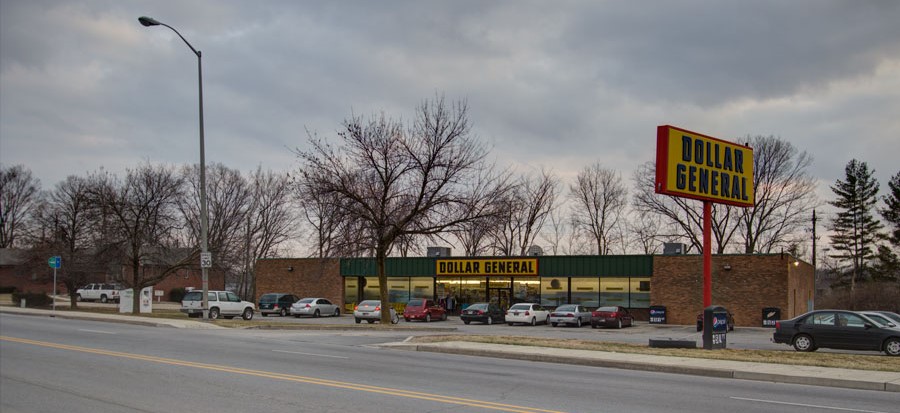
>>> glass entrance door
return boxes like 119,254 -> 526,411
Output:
489,288 -> 511,311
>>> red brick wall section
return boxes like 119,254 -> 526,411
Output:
652,255 -> 813,327
254,258 -> 342,307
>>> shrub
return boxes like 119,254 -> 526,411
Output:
169,287 -> 186,303
11,292 -> 52,308
0,286 -> 17,294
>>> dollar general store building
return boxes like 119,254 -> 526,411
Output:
255,253 -> 813,327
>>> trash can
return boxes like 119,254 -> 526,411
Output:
649,305 -> 667,324
762,307 -> 780,327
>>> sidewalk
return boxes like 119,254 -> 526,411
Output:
4,306 -> 898,392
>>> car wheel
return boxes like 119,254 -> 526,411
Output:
209,307 -> 220,320
508,322 -> 514,326
100,295 -> 108,303
261,312 -> 268,317
75,294 -> 82,302
591,322 -> 597,329
426,313 -> 431,322
530,317 -> 537,326
313,309 -> 320,318
884,338 -> 900,356
464,320 -> 471,325
551,322 -> 558,327
441,312 -> 447,321
486,316 -> 492,325
242,308 -> 254,320
355,318 -> 361,324
280,308 -> 287,317
334,308 -> 340,317
793,334 -> 817,352
576,318 -> 582,328
617,319 -> 622,329
404,317 -> 411,322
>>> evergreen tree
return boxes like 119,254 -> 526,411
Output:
881,172 -> 900,247
828,159 -> 883,292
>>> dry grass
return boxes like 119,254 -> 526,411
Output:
409,334 -> 900,372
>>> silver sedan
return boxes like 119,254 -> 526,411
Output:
549,304 -> 592,327
290,297 -> 340,318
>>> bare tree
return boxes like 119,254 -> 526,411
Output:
738,135 -> 818,253
625,210 -> 663,254
297,178 -> 369,258
489,168 -> 558,256
632,161 -> 739,253
296,96 -> 510,323
1,164 -> 41,248
87,163 -> 190,313
569,162 -> 627,255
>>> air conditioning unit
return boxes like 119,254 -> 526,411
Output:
663,243 -> 687,255
427,247 -> 452,257
527,245 -> 543,256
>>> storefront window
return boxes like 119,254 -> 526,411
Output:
599,277 -> 629,307
456,277 -> 486,312
344,278 -> 359,308
513,279 -> 539,305
541,278 -> 567,308
387,277 -> 409,304
362,276 -> 380,301
410,277 -> 434,300
571,278 -> 600,309
630,277 -> 650,308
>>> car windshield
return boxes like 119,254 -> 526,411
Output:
259,294 -> 278,303
509,304 -> 531,310
408,299 -> 424,306
297,298 -> 314,304
597,307 -> 618,312
468,304 -> 487,310
556,305 -> 576,312
183,291 -> 202,301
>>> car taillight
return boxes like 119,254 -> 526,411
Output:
273,305 -> 279,309
305,304 -> 311,308
375,305 -> 381,311
775,321 -> 780,329
477,310 -> 484,315
524,311 -> 530,316
354,305 -> 359,310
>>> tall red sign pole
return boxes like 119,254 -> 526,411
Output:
703,201 -> 712,307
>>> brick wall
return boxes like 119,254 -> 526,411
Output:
255,258 -> 342,307
652,254 -> 813,326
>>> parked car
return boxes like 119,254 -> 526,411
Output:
403,298 -> 447,322
591,306 -> 634,329
258,293 -> 299,317
460,302 -> 505,325
180,290 -> 255,320
860,311 -> 898,328
506,303 -> 550,326
875,311 -> 900,325
772,309 -> 900,356
353,300 -> 398,324
549,304 -> 592,327
291,297 -> 341,318
75,283 -> 123,303
696,311 -> 735,331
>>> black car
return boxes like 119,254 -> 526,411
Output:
773,309 -> 900,356
460,302 -> 505,325
258,293 -> 299,317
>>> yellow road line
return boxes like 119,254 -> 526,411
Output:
1,335 -> 568,413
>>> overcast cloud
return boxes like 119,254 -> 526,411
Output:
3,0 -> 899,216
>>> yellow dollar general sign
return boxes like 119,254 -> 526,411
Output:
436,259 -> 538,276
655,125 -> 754,207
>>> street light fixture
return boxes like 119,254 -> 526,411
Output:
138,16 -> 211,319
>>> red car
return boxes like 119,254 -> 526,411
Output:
403,298 -> 447,322
591,306 -> 634,329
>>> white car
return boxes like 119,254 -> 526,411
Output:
291,297 -> 341,318
180,290 -> 255,320
75,283 -> 122,303
353,300 -> 398,324
506,303 -> 550,326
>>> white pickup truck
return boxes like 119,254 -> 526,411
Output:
75,283 -> 122,303
180,290 -> 255,320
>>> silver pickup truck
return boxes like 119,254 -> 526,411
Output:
180,290 -> 255,320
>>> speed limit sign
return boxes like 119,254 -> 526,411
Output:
200,252 -> 212,268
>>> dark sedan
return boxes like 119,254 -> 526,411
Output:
460,302 -> 505,325
773,309 -> 900,356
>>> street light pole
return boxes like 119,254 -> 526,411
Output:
138,16 -> 210,319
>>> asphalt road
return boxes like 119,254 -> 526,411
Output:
2,313 -> 897,413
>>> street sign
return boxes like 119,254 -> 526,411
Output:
200,252 -> 212,268
48,256 -> 61,269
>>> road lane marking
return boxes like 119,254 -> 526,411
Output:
1,335 -> 565,413
77,329 -> 117,335
730,397 -> 890,413
272,349 -> 349,359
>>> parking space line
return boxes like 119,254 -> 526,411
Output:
730,397 -> 890,413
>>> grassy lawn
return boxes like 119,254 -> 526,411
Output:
408,334 -> 900,372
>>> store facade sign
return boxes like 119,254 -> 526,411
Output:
655,125 -> 754,207
436,259 -> 538,276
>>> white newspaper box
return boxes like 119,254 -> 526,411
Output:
119,287 -> 153,313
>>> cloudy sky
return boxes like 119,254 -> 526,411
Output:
3,0 -> 899,215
